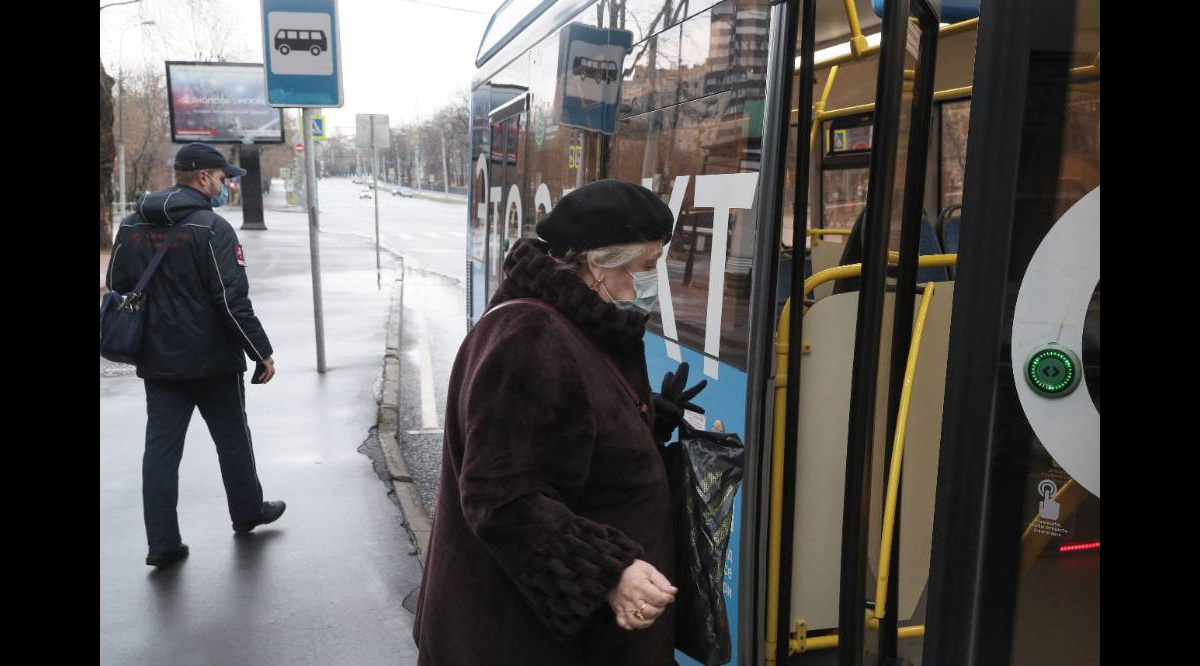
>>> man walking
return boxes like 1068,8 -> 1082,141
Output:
106,143 -> 286,568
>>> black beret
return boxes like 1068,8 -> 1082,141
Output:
535,179 -> 674,258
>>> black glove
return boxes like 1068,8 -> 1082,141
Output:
652,362 -> 707,444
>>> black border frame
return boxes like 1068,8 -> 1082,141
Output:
164,61 -> 285,145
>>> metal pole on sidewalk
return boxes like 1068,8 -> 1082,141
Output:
372,122 -> 381,274
303,107 -> 328,373
440,130 -> 450,195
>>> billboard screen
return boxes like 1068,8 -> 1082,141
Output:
165,62 -> 284,144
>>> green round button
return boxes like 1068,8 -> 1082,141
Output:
1025,344 -> 1081,397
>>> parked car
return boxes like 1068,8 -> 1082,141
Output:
392,187 -> 415,197
358,191 -> 372,200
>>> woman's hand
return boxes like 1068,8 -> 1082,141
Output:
606,559 -> 678,630
653,362 -> 707,443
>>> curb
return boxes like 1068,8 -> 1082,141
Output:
319,229 -> 462,284
377,263 -> 432,566
412,193 -> 467,206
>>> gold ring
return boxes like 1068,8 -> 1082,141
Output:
634,609 -> 646,621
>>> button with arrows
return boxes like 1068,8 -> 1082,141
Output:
1024,344 -> 1081,397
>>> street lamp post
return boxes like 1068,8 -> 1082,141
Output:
117,20 -> 155,220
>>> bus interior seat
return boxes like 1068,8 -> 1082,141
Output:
831,211 -> 949,295
774,249 -> 815,319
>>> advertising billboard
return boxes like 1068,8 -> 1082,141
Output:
165,62 -> 285,144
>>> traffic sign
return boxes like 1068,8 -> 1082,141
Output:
295,142 -> 305,154
355,114 -> 390,150
311,115 -> 326,140
261,0 -> 344,107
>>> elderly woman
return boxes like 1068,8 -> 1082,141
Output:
413,180 -> 703,664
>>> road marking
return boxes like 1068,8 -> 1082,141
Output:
415,277 -> 440,430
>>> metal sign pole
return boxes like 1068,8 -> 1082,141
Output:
303,107 -> 327,373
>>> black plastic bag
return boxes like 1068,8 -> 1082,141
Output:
669,428 -> 744,666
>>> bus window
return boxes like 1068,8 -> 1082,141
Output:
940,100 -> 970,210
822,168 -> 868,231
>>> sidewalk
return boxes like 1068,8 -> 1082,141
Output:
100,206 -> 422,665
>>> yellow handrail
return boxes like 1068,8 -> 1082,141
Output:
810,65 -> 840,150
803,253 -> 957,301
806,227 -> 852,247
801,59 -> 1096,124
843,0 -> 871,57
765,300 -> 794,664
794,17 -> 980,75
874,281 -> 936,620
795,613 -> 927,653
806,228 -> 852,237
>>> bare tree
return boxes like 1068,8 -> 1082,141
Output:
100,60 -> 117,250
121,69 -> 173,197
143,0 -> 256,63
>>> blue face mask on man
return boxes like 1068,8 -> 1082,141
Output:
205,171 -> 229,208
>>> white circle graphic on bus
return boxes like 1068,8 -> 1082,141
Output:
1011,186 -> 1099,498
268,12 -> 334,76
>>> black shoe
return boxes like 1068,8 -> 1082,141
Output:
232,500 -> 287,534
146,543 -> 189,568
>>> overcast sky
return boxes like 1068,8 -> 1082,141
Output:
100,0 -> 493,136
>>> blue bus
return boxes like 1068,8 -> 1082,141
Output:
468,1 -> 1100,663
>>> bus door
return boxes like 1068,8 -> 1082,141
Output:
768,0 -> 953,663
924,0 -> 1100,662
486,94 -> 528,301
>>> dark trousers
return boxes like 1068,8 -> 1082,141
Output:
143,373 -> 263,553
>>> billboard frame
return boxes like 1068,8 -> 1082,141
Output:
165,61 -> 286,145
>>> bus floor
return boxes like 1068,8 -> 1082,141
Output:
786,551 -> 1099,665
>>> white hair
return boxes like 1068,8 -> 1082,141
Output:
556,240 -> 662,273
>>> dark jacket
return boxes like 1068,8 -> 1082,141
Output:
106,186 -> 273,380
413,238 -> 676,665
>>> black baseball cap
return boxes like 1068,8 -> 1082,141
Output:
173,143 -> 247,177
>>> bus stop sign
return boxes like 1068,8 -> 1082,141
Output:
261,0 -> 344,107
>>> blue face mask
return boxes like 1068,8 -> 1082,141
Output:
210,180 -> 230,208
601,269 -> 659,315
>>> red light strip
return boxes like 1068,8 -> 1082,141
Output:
1059,540 -> 1100,553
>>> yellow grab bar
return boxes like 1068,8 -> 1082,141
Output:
803,253 -> 958,301
806,226 -> 852,247
764,299 -> 793,663
874,281 -> 937,620
793,613 -> 927,653
794,18 -> 980,74
806,228 -> 852,237
843,0 -> 871,56
810,65 -> 840,150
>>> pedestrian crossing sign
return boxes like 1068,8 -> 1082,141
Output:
311,115 -> 325,140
